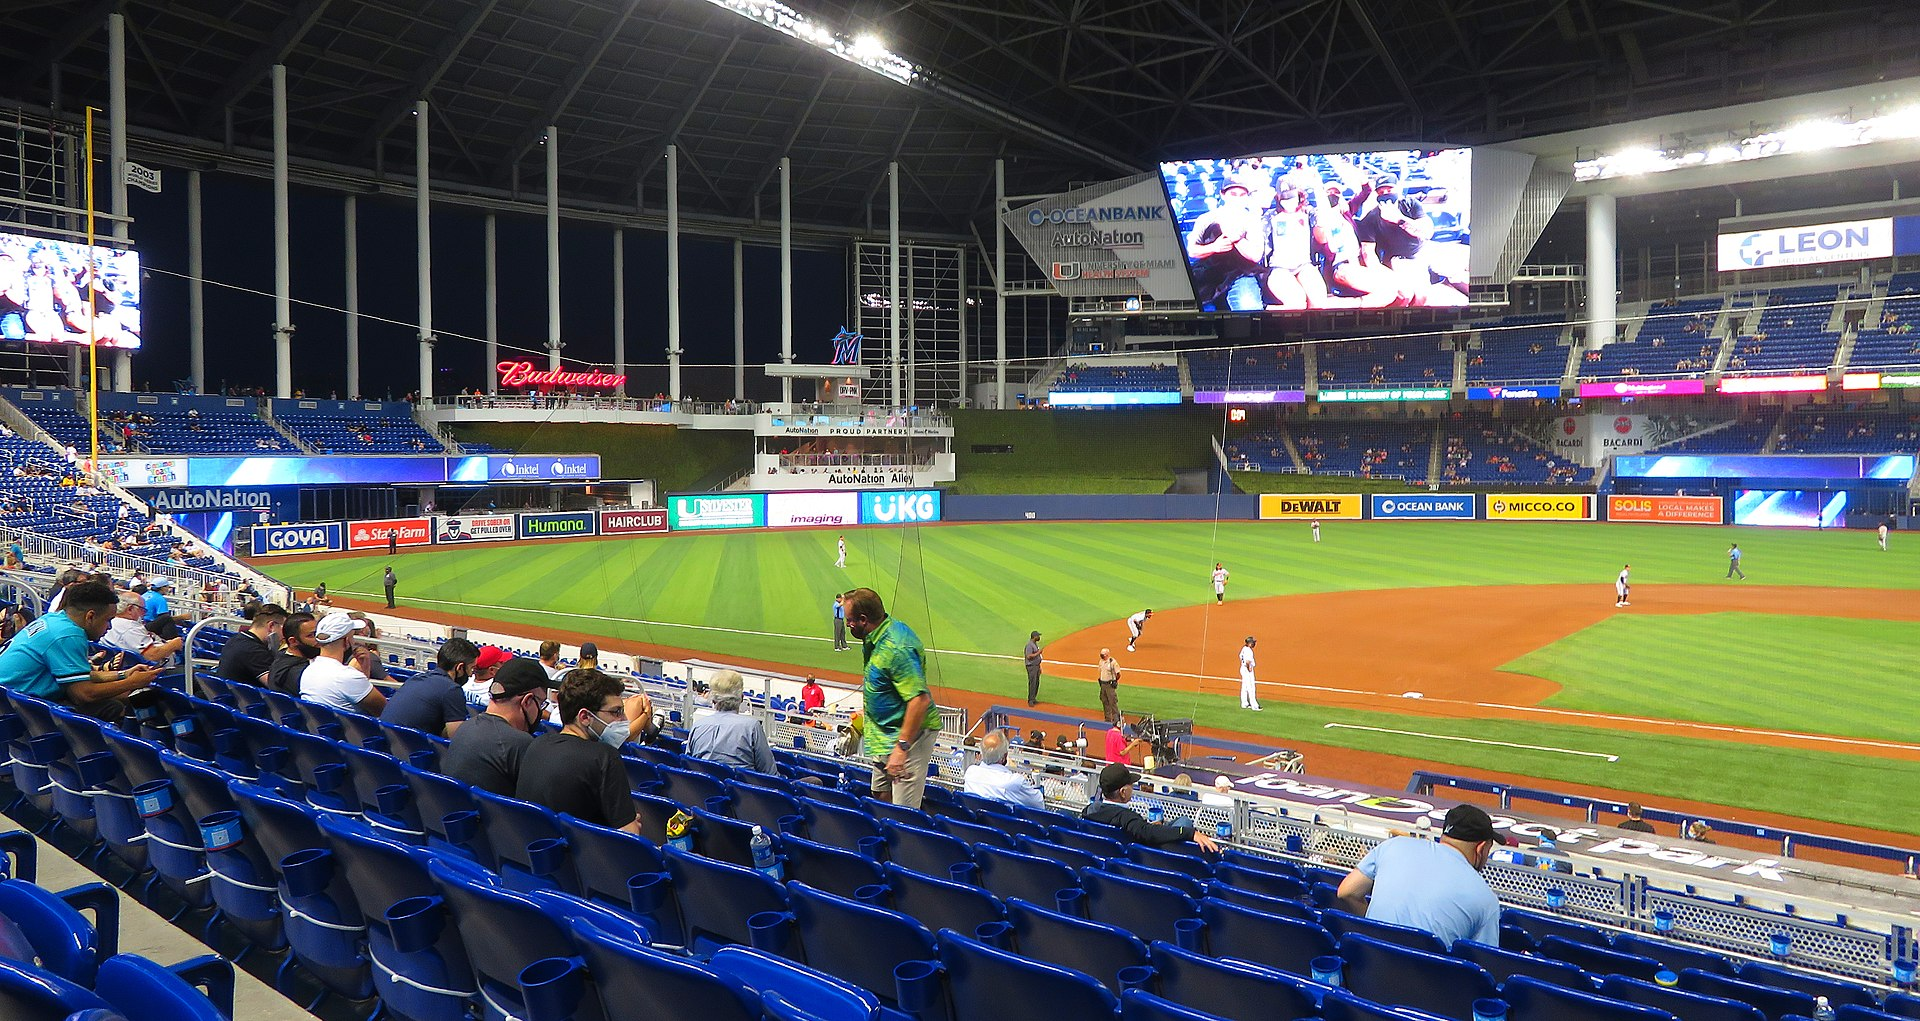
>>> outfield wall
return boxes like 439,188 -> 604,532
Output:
944,494 -> 1260,521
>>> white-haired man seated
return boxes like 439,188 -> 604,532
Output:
961,729 -> 1046,811
685,669 -> 775,774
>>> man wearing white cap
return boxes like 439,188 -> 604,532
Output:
1238,636 -> 1261,711
300,611 -> 387,715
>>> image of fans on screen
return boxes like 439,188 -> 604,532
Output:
1160,149 -> 1471,312
0,232 -> 142,348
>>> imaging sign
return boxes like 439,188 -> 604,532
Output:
1004,175 -> 1195,302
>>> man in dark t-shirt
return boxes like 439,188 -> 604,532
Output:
443,658 -> 548,796
515,668 -> 639,833
380,637 -> 476,737
268,612 -> 318,695
216,603 -> 286,687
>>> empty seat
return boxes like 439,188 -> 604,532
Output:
780,834 -> 886,900
1079,868 -> 1199,945
975,844 -> 1080,907
561,918 -> 765,1021
1100,860 -> 1207,899
1538,934 -> 1667,982
1737,961 -> 1880,1010
1017,837 -> 1107,873
1340,932 -> 1497,1020
935,929 -> 1118,1021
660,843 -> 789,953
1599,974 -> 1768,1021
1149,941 -> 1322,1021
1128,843 -> 1215,882
881,862 -> 1006,937
786,880 -> 937,1004
1503,973 -> 1678,1021
1119,988 -> 1239,1021
1006,897 -> 1149,991
1196,896 -> 1338,975
1215,862 -> 1308,901
884,821 -> 975,877
1451,938 -> 1590,990
1678,968 -> 1818,1020
1202,881 -> 1319,921
1320,907 -> 1449,956
1612,932 -> 1738,977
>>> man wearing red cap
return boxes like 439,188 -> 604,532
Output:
463,645 -> 514,711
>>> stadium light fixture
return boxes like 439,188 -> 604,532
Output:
1575,105 -> 1920,182
705,0 -> 918,85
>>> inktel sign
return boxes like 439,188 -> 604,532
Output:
598,508 -> 668,535
490,455 -> 599,481
251,522 -> 342,557
345,517 -> 431,551
1370,494 -> 1476,520
517,511 -> 596,541
859,490 -> 943,525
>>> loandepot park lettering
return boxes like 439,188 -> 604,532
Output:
1051,228 -> 1146,249
1234,775 -> 1796,881
496,360 -> 628,390
1026,204 -> 1168,227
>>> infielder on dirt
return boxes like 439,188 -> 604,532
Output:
1239,636 -> 1261,711
1125,608 -> 1152,653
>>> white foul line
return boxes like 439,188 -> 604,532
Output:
1324,723 -> 1620,762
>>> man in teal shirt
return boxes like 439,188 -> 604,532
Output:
844,587 -> 942,808
0,580 -> 161,720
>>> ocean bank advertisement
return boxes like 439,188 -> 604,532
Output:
517,511 -> 596,540
434,514 -> 516,544
251,522 -> 342,557
1486,495 -> 1594,520
669,494 -> 767,531
1259,494 -> 1362,520
1370,494 -> 1476,520
1003,174 -> 1194,302
860,489 -> 944,525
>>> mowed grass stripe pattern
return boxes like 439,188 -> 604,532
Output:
266,520 -> 1920,833
1506,613 -> 1920,743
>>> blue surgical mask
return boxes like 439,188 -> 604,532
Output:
589,711 -> 630,748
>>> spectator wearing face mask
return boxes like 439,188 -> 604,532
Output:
442,658 -> 550,797
380,637 -> 477,737
514,668 -> 648,834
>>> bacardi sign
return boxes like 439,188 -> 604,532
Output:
496,360 -> 628,390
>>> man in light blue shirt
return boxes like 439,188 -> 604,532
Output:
142,578 -> 171,622
0,580 -> 162,719
962,730 -> 1046,811
685,669 -> 775,774
1336,803 -> 1506,947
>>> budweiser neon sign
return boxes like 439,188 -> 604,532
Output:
496,361 -> 628,390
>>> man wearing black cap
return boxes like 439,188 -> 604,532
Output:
441,658 -> 549,797
1335,803 -> 1505,947
1082,762 -> 1221,853
1023,630 -> 1043,707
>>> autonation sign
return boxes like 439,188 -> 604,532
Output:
1717,216 -> 1892,270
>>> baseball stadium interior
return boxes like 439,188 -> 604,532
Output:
1,3 -> 1920,1021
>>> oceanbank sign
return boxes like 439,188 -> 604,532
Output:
1717,216 -> 1892,270
1226,774 -> 1797,882
1004,175 -> 1195,302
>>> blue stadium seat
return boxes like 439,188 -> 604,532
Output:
786,880 -> 937,1004
937,815 -> 1020,851
398,763 -> 483,862
1451,938 -> 1590,990
1598,974 -> 1768,1021
471,788 -> 572,892
1201,880 -> 1319,921
1016,836 -> 1107,873
0,870 -> 118,987
155,751 -> 285,957
864,796 -> 937,830
934,929 -> 1118,1021
98,727 -> 212,916
1883,991 -> 1920,1017
1317,987 -> 1454,1021
317,814 -> 480,1021
1611,932 -> 1738,976
661,842 -> 790,953
1838,1005 -> 1917,1021
974,844 -> 1079,907
557,918 -> 765,1021
1078,867 -> 1200,945
1501,974 -> 1677,1021
687,803 -> 767,869
1505,908 -> 1614,947
1119,988 -> 1238,1021
1005,896 -> 1148,991
1339,932 -> 1497,1020
803,798 -> 886,851
227,781 -> 373,1006
884,821 -> 976,877
781,834 -> 886,900
1538,934 -> 1667,981
1678,968 -> 1819,1019
45,708 -> 149,883
731,781 -> 807,833
1101,859 -> 1208,899
1214,862 -> 1308,901
881,862 -> 1006,937
1150,941 -> 1323,1021
1736,961 -> 1880,1010
1194,896 -> 1337,975
1127,843 -> 1214,881
1047,825 -> 1127,860
1319,907 -> 1448,956
709,944 -> 887,1021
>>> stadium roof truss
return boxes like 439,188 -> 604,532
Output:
2,0 -> 1917,236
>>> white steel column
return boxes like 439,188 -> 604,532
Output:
779,156 -> 793,405
888,161 -> 901,407
484,213 -> 498,391
994,158 -> 1007,409
612,229 -> 626,395
666,145 -> 682,400
415,101 -> 433,399
345,195 -> 359,398
957,246 -> 967,404
187,170 -> 205,393
1587,194 -> 1618,347
733,238 -> 745,400
545,126 -> 561,371
107,12 -> 131,391
272,64 -> 292,398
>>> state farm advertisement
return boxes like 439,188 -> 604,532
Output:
346,517 -> 431,550
1607,495 -> 1724,525
767,491 -> 860,528
599,508 -> 668,535
433,514 -> 516,544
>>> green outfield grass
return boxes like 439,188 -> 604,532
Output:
265,520 -> 1920,833
1503,613 -> 1920,743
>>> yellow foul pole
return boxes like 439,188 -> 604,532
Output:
84,107 -> 100,474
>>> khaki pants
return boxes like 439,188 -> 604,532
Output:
1099,681 -> 1121,724
871,729 -> 938,809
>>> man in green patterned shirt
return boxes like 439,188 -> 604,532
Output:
844,587 -> 942,808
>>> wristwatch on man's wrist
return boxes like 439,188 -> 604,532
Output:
895,738 -> 911,750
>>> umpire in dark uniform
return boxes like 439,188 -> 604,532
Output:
1023,630 -> 1043,707
383,566 -> 397,608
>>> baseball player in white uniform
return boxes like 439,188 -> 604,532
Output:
835,535 -> 847,568
1126,608 -> 1152,653
1311,520 -> 1321,543
1614,564 -> 1631,607
1212,563 -> 1230,604
1239,636 -> 1261,710
1880,521 -> 1891,551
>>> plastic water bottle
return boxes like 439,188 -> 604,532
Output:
837,770 -> 852,794
749,825 -> 783,882
1813,996 -> 1835,1020
949,745 -> 963,777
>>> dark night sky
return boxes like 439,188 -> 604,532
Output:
125,173 -> 850,401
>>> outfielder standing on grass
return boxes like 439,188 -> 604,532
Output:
1212,563 -> 1230,604
1125,608 -> 1152,653
1881,519 -> 1891,552
1615,564 -> 1631,608
1311,519 -> 1321,543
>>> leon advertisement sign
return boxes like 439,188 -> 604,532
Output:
346,517 -> 432,550
1607,495 -> 1723,525
1486,495 -> 1594,521
1259,494 -> 1362,520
